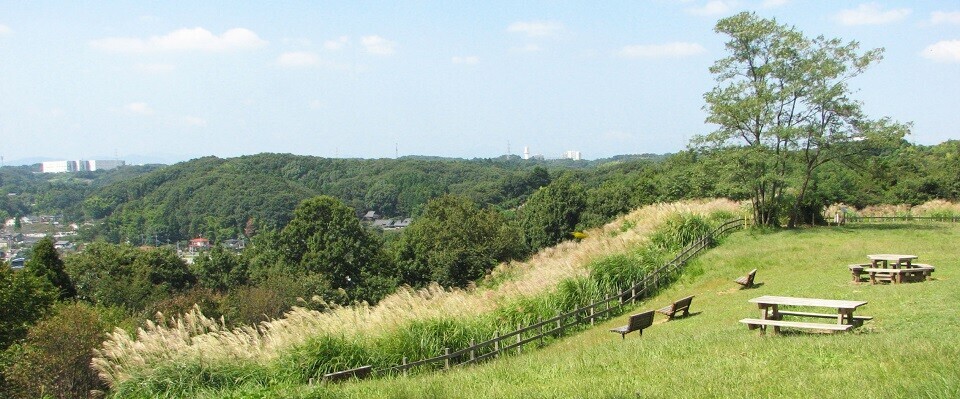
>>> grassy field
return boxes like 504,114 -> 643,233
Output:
231,223 -> 960,399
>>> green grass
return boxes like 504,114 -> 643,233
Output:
264,223 -> 960,399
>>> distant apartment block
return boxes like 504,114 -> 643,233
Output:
563,150 -> 582,161
41,159 -> 126,173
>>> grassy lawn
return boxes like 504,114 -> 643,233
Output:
273,223 -> 960,399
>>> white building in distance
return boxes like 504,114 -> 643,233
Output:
563,150 -> 582,161
41,159 -> 126,173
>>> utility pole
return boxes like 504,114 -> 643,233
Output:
395,143 -> 399,159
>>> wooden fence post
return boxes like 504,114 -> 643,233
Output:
402,357 -> 408,376
494,330 -> 500,357
516,323 -> 522,354
539,318 -> 544,346
469,339 -> 475,362
444,348 -> 450,370
590,307 -> 595,326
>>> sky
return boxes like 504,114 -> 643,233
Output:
1,1 -> 958,164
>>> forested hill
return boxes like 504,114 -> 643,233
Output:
82,153 -> 673,244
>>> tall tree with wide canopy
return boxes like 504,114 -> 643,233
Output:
278,196 -> 396,303
698,12 -> 908,226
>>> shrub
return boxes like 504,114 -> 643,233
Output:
2,302 -> 121,399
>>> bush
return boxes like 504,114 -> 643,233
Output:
2,302 -> 122,399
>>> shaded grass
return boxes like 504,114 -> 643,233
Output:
288,223 -> 960,398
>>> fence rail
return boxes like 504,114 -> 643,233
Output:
362,217 -> 746,378
846,215 -> 960,223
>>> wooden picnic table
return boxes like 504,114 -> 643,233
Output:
867,254 -> 917,269
748,295 -> 868,326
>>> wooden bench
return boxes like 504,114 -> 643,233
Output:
734,269 -> 758,288
863,267 -> 934,284
776,310 -> 873,327
656,295 -> 694,320
322,365 -> 372,383
848,264 -> 870,283
609,310 -> 655,339
739,318 -> 854,335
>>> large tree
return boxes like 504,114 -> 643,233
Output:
698,12 -> 908,226
278,196 -> 396,303
394,195 -> 525,288
24,237 -> 75,299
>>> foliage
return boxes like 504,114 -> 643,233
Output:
191,246 -> 248,292
24,237 -> 76,299
698,12 -> 908,226
0,268 -> 57,350
519,175 -> 586,251
65,242 -> 195,312
394,195 -> 526,288
278,196 -> 396,304
1,302 -> 122,399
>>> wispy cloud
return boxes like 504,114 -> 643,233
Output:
507,21 -> 563,37
276,51 -> 321,67
930,11 -> 960,25
834,3 -> 911,26
619,42 -> 706,59
686,1 -> 738,16
324,36 -> 350,51
0,24 -> 11,36
90,27 -> 267,53
135,63 -> 176,74
361,35 -> 396,55
451,55 -> 479,65
921,40 -> 960,63
124,102 -> 154,115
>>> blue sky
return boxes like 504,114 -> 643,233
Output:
1,1 -> 958,164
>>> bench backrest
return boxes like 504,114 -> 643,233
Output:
746,269 -> 757,284
628,310 -> 655,331
674,295 -> 694,310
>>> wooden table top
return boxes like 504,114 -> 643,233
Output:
867,254 -> 917,261
749,295 -> 867,310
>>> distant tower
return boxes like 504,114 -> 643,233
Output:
523,146 -> 530,160
507,141 -> 511,157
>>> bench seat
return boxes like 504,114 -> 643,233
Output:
739,318 -> 854,334
735,269 -> 758,288
863,267 -> 934,284
656,295 -> 694,320
610,310 -> 655,339
776,310 -> 872,326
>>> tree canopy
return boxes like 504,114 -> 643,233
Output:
698,12 -> 909,226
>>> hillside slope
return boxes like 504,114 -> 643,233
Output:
308,223 -> 960,398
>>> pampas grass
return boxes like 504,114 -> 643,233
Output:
93,199 -> 743,392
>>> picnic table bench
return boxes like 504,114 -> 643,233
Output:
322,365 -> 372,383
863,266 -> 935,284
609,310 -> 655,339
734,269 -> 758,288
848,264 -> 870,282
740,296 -> 869,335
656,295 -> 694,320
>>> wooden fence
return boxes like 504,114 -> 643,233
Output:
846,215 -> 960,223
346,218 -> 746,379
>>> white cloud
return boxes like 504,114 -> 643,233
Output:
124,102 -> 154,115
183,116 -> 207,127
361,35 -> 396,55
921,40 -> 960,63
930,11 -> 960,25
135,63 -> 176,73
619,42 -> 706,59
507,21 -> 563,37
686,1 -> 738,16
276,51 -> 321,67
451,55 -> 479,65
324,36 -> 350,50
834,3 -> 911,26
0,24 -> 11,36
762,0 -> 789,8
90,27 -> 267,53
